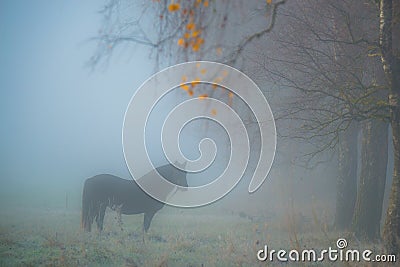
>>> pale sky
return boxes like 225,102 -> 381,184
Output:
0,0 -> 155,189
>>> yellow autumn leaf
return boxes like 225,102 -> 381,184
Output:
186,22 -> 195,31
196,37 -> 204,45
228,92 -> 233,106
192,30 -> 201,38
168,3 -> 180,12
181,84 -> 190,91
177,38 -> 185,47
198,94 -> 208,100
191,77 -> 201,86
212,77 -> 222,89
192,44 -> 200,52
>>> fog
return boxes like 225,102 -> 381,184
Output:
1,2 -> 366,266
0,0 -> 340,213
0,0 -> 155,207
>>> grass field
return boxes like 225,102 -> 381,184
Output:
0,197 -> 387,267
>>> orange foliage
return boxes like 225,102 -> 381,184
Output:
181,84 -> 190,91
192,44 -> 200,52
198,94 -> 208,100
228,92 -> 233,106
169,1 -> 208,52
196,37 -> 204,45
186,22 -> 195,31
168,2 -> 180,12
191,77 -> 201,87
192,30 -> 201,38
177,38 -> 185,46
212,77 -> 223,89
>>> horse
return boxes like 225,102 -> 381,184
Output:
81,162 -> 187,239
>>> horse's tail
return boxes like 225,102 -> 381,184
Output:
81,178 -> 93,232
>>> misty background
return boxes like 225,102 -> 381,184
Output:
1,1 -> 399,265
0,1 -> 338,219
0,0 -> 154,208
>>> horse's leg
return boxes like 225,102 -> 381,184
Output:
144,210 -> 156,232
142,224 -> 145,244
85,202 -> 95,232
142,210 -> 156,243
96,203 -> 106,232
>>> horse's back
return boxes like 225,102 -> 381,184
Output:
86,174 -> 132,189
84,174 -> 163,214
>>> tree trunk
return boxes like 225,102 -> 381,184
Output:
384,103 -> 400,254
383,97 -> 400,254
379,0 -> 400,255
353,120 -> 388,240
334,122 -> 358,230
382,55 -> 400,254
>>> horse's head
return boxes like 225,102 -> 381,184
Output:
173,161 -> 188,191
156,162 -> 188,190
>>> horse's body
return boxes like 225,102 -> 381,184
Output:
81,163 -> 187,234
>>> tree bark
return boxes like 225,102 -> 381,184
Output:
380,0 -> 400,255
353,120 -> 388,240
334,122 -> 358,230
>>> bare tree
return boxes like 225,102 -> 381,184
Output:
380,0 -> 400,255
89,0 -> 285,69
335,122 -> 358,231
353,119 -> 388,240
249,0 -> 390,239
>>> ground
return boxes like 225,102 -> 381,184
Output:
0,202 -> 388,267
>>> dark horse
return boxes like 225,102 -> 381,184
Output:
81,163 -> 187,237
